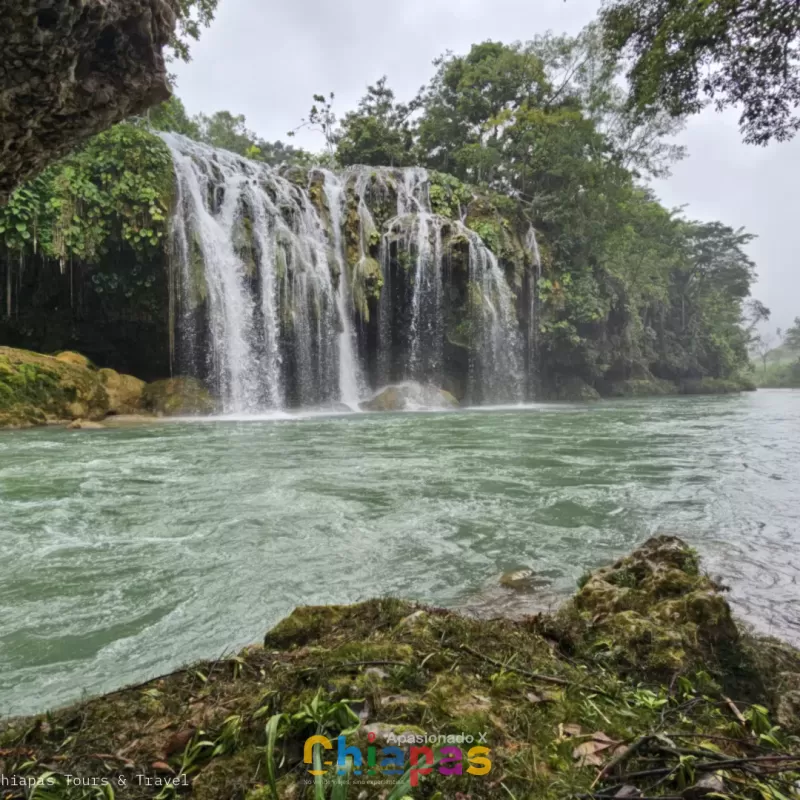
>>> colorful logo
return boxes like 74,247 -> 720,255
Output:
303,732 -> 492,787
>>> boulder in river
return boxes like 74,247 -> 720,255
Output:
360,382 -> 459,412
66,419 -> 105,430
99,369 -> 146,415
552,536 -> 740,676
142,377 -> 216,416
499,568 -> 545,590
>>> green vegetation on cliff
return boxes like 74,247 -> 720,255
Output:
0,29 -> 764,398
1,538 -> 798,798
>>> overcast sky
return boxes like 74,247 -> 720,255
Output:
174,0 -> 798,334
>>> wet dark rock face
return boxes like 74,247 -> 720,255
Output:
0,0 -> 176,201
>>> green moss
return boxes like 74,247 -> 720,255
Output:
606,378 -> 677,397
551,536 -> 739,678
141,377 -> 216,416
187,231 -> 209,308
351,256 -> 383,321
0,347 -> 109,426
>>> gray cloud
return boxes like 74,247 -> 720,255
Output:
174,0 -> 798,332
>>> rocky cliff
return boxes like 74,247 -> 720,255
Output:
0,0 -> 176,202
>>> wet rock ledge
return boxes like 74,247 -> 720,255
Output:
0,0 -> 176,201
1,537 -> 799,799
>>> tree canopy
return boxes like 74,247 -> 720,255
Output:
171,0 -> 220,62
600,0 -> 800,145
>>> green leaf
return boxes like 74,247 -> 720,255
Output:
331,755 -> 353,800
313,743 -> 326,800
264,713 -> 283,798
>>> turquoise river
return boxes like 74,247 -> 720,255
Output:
1,389 -> 799,716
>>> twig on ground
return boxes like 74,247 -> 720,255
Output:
591,735 -> 651,789
457,644 -> 615,698
722,694 -> 748,727
298,660 -> 411,673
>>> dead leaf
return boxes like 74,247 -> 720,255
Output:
571,731 -> 623,767
163,728 -> 196,756
614,786 -> 643,798
526,691 -> 544,703
151,761 -> 175,773
562,723 -> 586,737
573,741 -> 606,767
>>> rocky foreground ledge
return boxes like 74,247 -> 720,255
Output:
1,538 -> 799,799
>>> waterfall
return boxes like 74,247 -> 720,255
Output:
161,137 -> 531,411
162,133 -> 339,411
164,133 -> 261,412
319,170 -> 364,408
525,225 -> 542,400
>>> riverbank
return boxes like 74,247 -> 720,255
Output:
2,537 -> 798,799
0,347 -> 215,428
543,375 -> 757,402
0,345 -> 761,430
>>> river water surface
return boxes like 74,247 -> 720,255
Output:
1,389 -> 799,715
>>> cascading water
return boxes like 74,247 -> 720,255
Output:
524,225 -> 543,398
162,133 -> 341,411
162,136 -> 533,411
319,170 -> 364,408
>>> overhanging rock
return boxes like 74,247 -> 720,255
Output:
0,0 -> 177,202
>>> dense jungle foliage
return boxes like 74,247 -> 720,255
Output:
0,27 -> 765,394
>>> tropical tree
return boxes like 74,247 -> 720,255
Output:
600,0 -> 800,144
171,0 -> 221,62
786,317 -> 800,352
288,93 -> 339,160
337,78 -> 417,167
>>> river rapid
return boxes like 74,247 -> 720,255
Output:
1,389 -> 798,715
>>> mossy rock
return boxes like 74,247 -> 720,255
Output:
0,347 -> 108,427
606,378 -> 677,397
263,604 -> 348,650
552,536 -> 742,678
55,351 -> 94,369
679,378 -> 747,395
360,382 -> 459,412
1,547 -> 799,800
99,368 -> 146,414
142,377 -> 216,416
542,377 -> 601,402
0,403 -> 48,428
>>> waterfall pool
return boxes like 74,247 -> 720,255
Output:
1,390 -> 799,715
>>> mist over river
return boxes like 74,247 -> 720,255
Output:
1,389 -> 798,716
